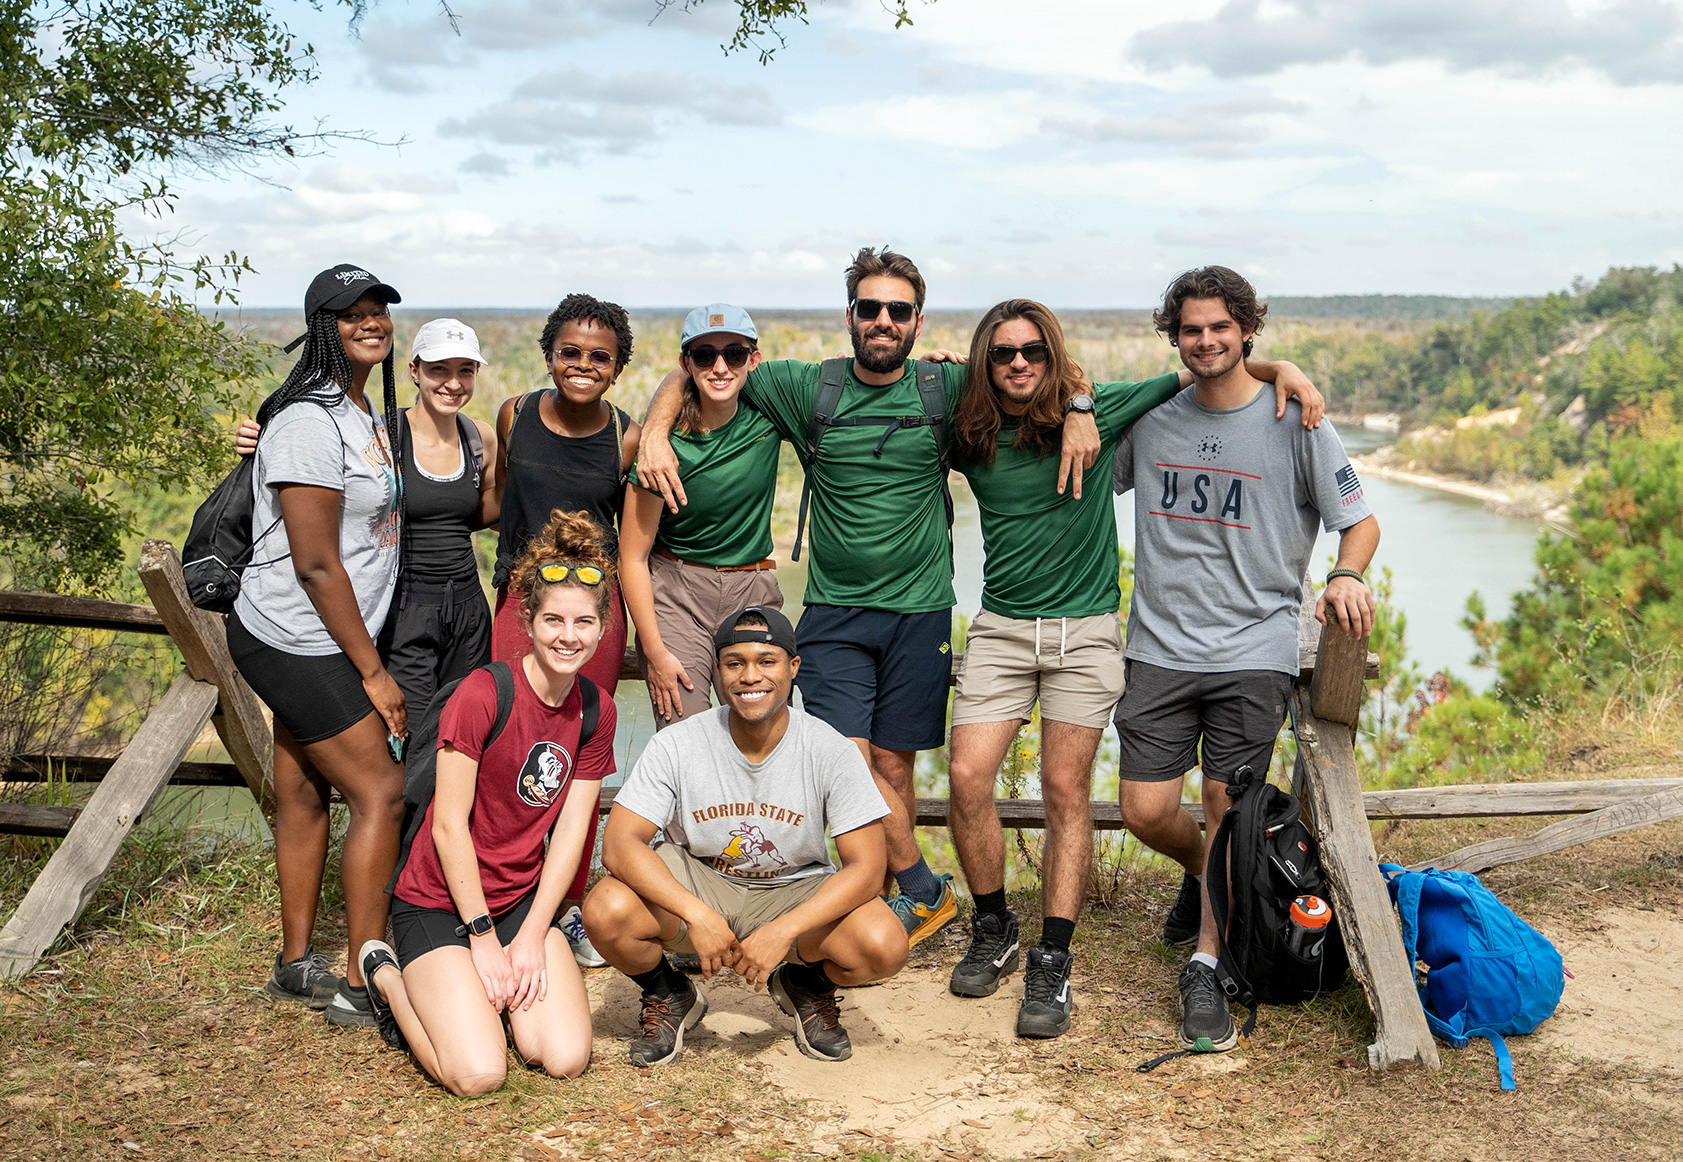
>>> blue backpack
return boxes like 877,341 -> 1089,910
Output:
1381,864 -> 1564,1089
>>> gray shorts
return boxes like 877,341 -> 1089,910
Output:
637,550 -> 782,730
951,610 -> 1125,729
655,842 -> 828,954
1113,659 -> 1294,785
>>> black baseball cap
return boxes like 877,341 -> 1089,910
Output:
304,263 -> 402,318
713,606 -> 798,658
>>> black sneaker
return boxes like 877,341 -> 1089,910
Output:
265,945 -> 339,1008
1162,873 -> 1202,948
769,965 -> 851,1062
324,980 -> 377,1028
1016,946 -> 1074,1039
1177,961 -> 1238,1051
358,940 -> 407,1051
628,976 -> 707,1068
672,951 -> 702,972
950,910 -> 1020,998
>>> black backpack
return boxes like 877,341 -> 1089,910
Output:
791,358 -> 952,562
387,662 -> 601,892
182,400 -> 331,613
1206,764 -> 1349,1013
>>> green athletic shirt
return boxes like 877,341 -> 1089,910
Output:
959,374 -> 1182,619
742,358 -> 966,612
629,404 -> 782,567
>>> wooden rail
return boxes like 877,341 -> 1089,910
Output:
0,588 -> 1379,687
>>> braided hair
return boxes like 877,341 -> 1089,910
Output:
255,307 -> 403,557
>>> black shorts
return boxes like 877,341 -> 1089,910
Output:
1113,659 -> 1294,785
380,576 -> 493,720
227,611 -> 375,745
795,604 -> 952,751
389,887 -> 562,970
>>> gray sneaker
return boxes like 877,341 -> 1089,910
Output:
1177,961 -> 1238,1051
265,945 -> 339,1009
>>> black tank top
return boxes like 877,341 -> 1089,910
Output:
494,392 -> 628,588
400,413 -> 481,584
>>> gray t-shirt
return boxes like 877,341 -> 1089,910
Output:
614,706 -> 889,888
233,395 -> 402,656
1113,385 -> 1372,674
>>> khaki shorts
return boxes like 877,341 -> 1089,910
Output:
637,551 -> 783,730
655,842 -> 828,954
951,610 -> 1125,729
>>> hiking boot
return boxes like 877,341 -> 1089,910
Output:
358,940 -> 407,1051
769,965 -> 852,1062
1162,873 -> 1202,948
324,980 -> 377,1028
889,873 -> 959,950
1016,946 -> 1075,1039
265,945 -> 340,1009
557,905 -> 607,969
950,909 -> 1020,998
1177,961 -> 1238,1052
628,976 -> 707,1068
672,951 -> 702,972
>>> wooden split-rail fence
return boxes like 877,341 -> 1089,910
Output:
4,542 -> 1682,1072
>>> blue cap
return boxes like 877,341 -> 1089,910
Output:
681,303 -> 758,348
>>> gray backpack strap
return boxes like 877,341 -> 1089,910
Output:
457,413 -> 483,489
793,358 -> 849,562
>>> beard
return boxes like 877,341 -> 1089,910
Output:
1182,344 -> 1244,383
850,320 -> 917,374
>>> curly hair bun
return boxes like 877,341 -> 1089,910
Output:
509,510 -> 617,621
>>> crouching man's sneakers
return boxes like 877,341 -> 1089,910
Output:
769,965 -> 852,1062
1015,946 -> 1074,1039
629,976 -> 707,1067
1177,960 -> 1238,1052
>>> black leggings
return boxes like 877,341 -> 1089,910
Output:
379,576 -> 493,721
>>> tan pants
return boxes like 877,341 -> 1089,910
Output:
637,551 -> 782,729
655,843 -> 828,955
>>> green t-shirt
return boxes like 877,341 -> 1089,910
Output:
630,405 -> 782,567
959,374 -> 1182,619
743,359 -> 966,612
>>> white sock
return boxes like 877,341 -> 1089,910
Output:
1190,951 -> 1219,970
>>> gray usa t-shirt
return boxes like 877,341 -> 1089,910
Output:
233,394 -> 402,656
614,706 -> 889,888
1113,385 -> 1372,675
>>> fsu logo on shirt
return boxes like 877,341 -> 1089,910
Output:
517,741 -> 573,807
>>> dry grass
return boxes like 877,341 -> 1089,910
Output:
4,793 -> 1681,1162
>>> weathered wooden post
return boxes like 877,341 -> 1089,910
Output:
1291,581 -> 1441,1072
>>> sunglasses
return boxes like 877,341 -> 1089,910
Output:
987,342 -> 1051,366
538,562 -> 605,585
852,298 -> 917,325
685,343 -> 756,369
552,344 -> 616,369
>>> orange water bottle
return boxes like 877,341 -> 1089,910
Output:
1283,894 -> 1333,963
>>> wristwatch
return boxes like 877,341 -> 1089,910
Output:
1065,394 -> 1095,415
457,913 -> 493,938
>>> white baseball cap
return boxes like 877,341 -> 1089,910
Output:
411,318 -> 485,364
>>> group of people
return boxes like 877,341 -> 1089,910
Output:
225,248 -> 1378,1093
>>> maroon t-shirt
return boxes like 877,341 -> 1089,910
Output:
394,663 -> 616,915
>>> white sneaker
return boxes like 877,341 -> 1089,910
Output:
558,905 -> 607,968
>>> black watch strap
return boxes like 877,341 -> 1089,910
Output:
456,913 -> 494,938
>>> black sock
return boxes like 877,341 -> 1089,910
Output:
1039,917 -> 1076,955
630,958 -> 685,998
782,959 -> 835,995
973,889 -> 1009,918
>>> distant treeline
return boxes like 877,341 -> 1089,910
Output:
1266,295 -> 1526,321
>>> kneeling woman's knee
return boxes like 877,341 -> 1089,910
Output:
543,1041 -> 591,1081
443,1065 -> 506,1098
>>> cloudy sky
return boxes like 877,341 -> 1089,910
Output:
156,0 -> 1683,309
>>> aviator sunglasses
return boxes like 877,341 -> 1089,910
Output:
552,344 -> 616,369
685,342 -> 757,369
538,561 -> 605,585
852,298 -> 918,325
987,342 -> 1051,366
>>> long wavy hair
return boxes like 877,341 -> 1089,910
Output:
508,509 -> 617,622
951,299 -> 1090,467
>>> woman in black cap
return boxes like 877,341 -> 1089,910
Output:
227,263 -> 410,1029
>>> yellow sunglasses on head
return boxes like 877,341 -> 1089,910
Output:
538,561 -> 604,586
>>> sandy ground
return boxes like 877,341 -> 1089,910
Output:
1536,905 -> 1683,1076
